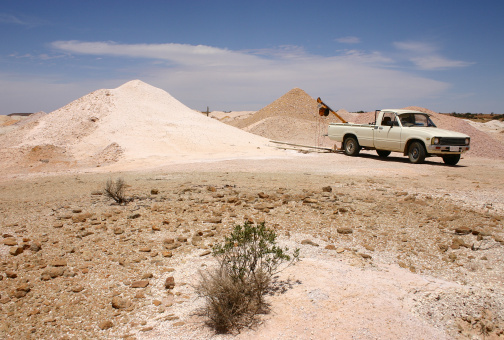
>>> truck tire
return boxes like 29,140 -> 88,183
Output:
376,150 -> 391,158
344,136 -> 361,156
442,154 -> 460,166
408,141 -> 426,164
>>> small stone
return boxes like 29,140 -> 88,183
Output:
99,320 -> 114,330
358,253 -> 372,259
451,237 -> 470,249
303,198 -> 318,204
142,273 -> 153,279
6,271 -> 17,279
3,238 -> 17,246
258,192 -> 269,198
139,247 -> 151,252
51,259 -> 67,267
128,213 -> 141,219
200,250 -> 211,257
30,241 -> 42,252
337,227 -> 353,234
325,245 -> 337,250
173,321 -> 185,327
112,296 -> 131,309
162,251 -> 173,258
71,286 -> 84,293
151,189 -> 159,195
114,228 -> 124,235
131,280 -> 149,288
336,247 -> 345,253
41,267 -> 64,279
9,246 -> 24,256
322,186 -> 332,192
141,326 -> 154,332
165,276 -> 175,290
454,226 -> 472,235
153,300 -> 162,306
301,239 -> 319,247
152,225 -> 161,231
204,217 -> 222,224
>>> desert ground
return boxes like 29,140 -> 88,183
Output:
1,81 -> 504,339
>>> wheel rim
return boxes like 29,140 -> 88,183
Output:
347,141 -> 354,153
411,147 -> 419,160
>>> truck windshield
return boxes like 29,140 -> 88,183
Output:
399,113 -> 436,127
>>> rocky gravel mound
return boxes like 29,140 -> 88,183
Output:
229,88 -> 352,147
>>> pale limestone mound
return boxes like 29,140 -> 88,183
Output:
0,80 -> 286,173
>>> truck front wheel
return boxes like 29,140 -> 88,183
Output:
344,137 -> 361,156
442,154 -> 460,166
408,141 -> 426,164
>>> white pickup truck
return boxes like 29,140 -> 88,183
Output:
327,109 -> 470,165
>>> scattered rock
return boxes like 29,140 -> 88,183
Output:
6,271 -> 17,279
98,320 -> 114,330
322,186 -> 332,192
151,189 -> 159,195
3,238 -> 17,246
30,241 -> 42,252
454,226 -> 472,235
301,239 -> 319,247
51,259 -> 67,267
131,280 -> 149,288
9,246 -> 24,256
199,250 -> 211,256
165,276 -> 175,290
337,227 -> 353,234
112,296 -> 131,309
325,244 -> 337,250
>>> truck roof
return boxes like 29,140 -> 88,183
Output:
380,109 -> 428,115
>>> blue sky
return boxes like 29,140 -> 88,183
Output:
1,0 -> 503,115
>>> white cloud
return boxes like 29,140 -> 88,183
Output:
0,40 -> 458,114
336,36 -> 361,44
393,41 -> 474,70
0,13 -> 28,25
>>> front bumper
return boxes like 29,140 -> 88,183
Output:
427,145 -> 470,154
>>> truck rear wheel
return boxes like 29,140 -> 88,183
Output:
408,141 -> 426,164
344,137 -> 361,156
376,150 -> 391,158
442,154 -> 460,166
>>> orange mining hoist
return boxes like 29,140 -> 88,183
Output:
317,97 -> 347,123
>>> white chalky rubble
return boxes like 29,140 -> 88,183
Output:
0,80 -> 289,172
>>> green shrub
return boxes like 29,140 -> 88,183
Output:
197,221 -> 299,333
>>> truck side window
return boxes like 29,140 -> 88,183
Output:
381,113 -> 395,126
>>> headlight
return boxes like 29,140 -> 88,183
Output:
465,138 -> 470,145
432,137 -> 440,145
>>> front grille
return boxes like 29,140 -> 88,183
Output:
439,137 -> 467,146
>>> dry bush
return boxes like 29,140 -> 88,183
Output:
196,222 -> 299,333
104,178 -> 128,204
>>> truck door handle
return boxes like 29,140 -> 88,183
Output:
378,127 -> 383,130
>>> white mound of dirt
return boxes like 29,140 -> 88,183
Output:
0,80 -> 287,172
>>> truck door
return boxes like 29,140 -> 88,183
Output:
374,113 -> 402,151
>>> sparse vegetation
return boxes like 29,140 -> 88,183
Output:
196,222 -> 299,333
104,178 -> 128,204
